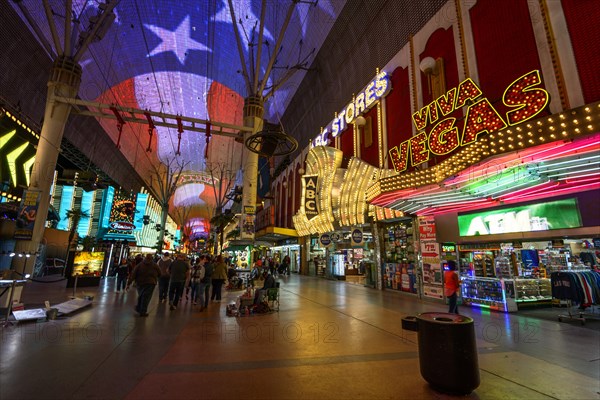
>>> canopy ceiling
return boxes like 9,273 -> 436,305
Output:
12,0 -> 346,231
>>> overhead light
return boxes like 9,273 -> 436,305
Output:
419,57 -> 437,74
354,116 -> 367,127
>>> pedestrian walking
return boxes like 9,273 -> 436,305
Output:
190,258 -> 205,306
126,254 -> 161,317
168,253 -> 190,310
210,255 -> 228,302
200,256 -> 213,310
157,252 -> 172,304
115,258 -> 130,292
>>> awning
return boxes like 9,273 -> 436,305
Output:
255,226 -> 298,242
223,239 -> 274,251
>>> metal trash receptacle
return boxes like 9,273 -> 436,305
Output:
416,312 -> 480,395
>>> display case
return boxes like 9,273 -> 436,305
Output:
461,277 -> 517,312
510,278 -> 552,305
461,276 -> 551,312
540,249 -> 571,273
495,256 -> 513,279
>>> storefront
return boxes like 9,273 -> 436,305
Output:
293,143 -> 403,288
382,219 -> 419,294
432,192 -> 600,312
270,241 -> 300,274
365,16 -> 600,309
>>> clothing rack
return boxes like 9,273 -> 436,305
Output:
551,270 -> 600,325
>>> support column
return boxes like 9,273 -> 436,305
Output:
13,56 -> 82,277
240,96 -> 264,241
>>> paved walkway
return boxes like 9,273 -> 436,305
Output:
1,274 -> 599,399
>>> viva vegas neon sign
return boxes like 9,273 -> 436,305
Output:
312,71 -> 391,147
388,70 -> 549,173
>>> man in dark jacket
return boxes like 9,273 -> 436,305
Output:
168,253 -> 190,310
126,254 -> 161,316
157,252 -> 172,303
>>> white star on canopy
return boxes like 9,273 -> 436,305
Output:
145,15 -> 210,64
214,0 -> 274,47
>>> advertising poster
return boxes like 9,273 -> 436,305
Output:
421,241 -> 443,299
72,251 -> 105,277
400,264 -> 417,293
108,190 -> 136,233
14,189 -> 41,239
418,216 -> 436,241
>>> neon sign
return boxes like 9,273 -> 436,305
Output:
388,70 -> 549,173
313,71 -> 391,147
303,175 -> 319,220
457,198 -> 581,236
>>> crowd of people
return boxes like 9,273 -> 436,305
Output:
114,252 -> 283,317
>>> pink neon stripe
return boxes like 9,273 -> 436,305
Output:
502,182 -> 600,204
501,181 -> 560,201
525,133 -> 600,163
427,199 -> 494,215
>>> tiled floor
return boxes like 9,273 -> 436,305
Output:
1,274 -> 599,399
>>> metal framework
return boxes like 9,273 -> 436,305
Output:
53,97 -> 252,139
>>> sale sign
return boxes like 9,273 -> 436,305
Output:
418,216 -> 436,241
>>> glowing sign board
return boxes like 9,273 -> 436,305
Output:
389,70 -> 549,173
312,71 -> 391,147
458,199 -> 582,236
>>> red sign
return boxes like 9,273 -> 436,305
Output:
418,217 -> 436,241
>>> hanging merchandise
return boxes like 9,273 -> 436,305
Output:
383,221 -> 417,294
552,270 -> 600,324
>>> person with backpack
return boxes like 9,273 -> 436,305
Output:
157,252 -> 172,304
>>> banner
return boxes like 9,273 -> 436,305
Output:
319,233 -> 332,247
14,189 -> 41,239
303,175 -> 319,220
351,227 -> 363,247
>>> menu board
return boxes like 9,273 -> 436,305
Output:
72,252 -> 105,277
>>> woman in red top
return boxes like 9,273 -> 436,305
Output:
444,261 -> 461,314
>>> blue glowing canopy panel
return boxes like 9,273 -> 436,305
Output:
12,0 -> 345,227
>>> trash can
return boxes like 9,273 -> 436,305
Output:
416,312 -> 480,395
